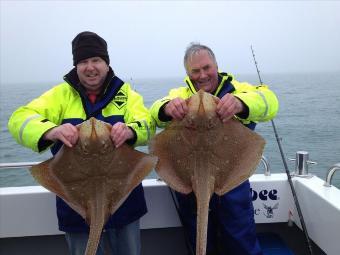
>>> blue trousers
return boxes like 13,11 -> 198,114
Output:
65,219 -> 141,255
176,181 -> 262,255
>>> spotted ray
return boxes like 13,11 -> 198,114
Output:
149,90 -> 265,255
30,117 -> 157,255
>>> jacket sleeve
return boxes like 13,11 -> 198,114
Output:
232,81 -> 279,122
7,85 -> 66,152
124,84 -> 155,146
149,87 -> 188,128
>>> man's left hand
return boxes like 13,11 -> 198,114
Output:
110,122 -> 134,148
216,94 -> 244,123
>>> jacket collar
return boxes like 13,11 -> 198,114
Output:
63,66 -> 115,98
184,72 -> 234,97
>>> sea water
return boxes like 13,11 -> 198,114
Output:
1,71 -> 339,188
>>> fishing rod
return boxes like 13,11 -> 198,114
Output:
250,46 -> 314,255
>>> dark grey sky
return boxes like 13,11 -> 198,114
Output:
1,1 -> 339,84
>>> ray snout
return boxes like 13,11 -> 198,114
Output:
78,118 -> 112,153
91,118 -> 99,141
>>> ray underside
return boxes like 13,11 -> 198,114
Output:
30,118 -> 157,255
149,90 -> 265,255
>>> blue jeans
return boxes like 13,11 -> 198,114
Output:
65,219 -> 141,255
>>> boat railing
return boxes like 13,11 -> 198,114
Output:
2,159 -> 339,187
260,155 -> 270,176
1,158 -> 272,174
324,163 -> 340,187
0,162 -> 41,169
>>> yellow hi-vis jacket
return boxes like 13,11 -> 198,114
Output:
150,72 -> 279,129
8,69 -> 154,153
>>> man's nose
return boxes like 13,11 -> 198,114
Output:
86,62 -> 95,71
199,70 -> 208,79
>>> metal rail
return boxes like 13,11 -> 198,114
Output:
1,158 -> 272,176
324,163 -> 340,187
0,162 -> 41,169
261,155 -> 270,176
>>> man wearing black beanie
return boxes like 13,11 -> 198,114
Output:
8,31 -> 154,255
72,31 -> 110,66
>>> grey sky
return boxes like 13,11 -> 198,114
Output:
1,0 -> 339,84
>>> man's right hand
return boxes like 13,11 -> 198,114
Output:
43,123 -> 79,148
164,97 -> 188,121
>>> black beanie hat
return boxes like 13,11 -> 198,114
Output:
72,31 -> 110,66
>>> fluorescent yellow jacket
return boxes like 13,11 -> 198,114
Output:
8,68 -> 154,153
150,72 -> 279,129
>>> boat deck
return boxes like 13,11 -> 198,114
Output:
0,223 -> 326,255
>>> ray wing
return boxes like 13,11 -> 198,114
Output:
149,122 -> 194,194
104,145 -> 158,215
212,118 -> 265,195
30,158 -> 68,200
